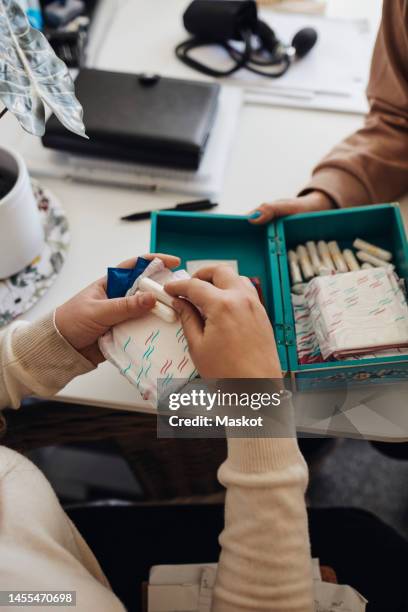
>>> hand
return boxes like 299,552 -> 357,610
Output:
55,253 -> 180,366
248,190 -> 334,225
165,266 -> 281,379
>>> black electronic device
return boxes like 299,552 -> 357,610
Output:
176,0 -> 318,79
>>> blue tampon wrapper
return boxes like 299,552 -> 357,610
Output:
106,257 -> 151,298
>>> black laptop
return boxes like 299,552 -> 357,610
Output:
42,68 -> 220,170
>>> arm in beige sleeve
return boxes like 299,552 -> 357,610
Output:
301,0 -> 408,208
0,313 -> 95,410
213,436 -> 314,612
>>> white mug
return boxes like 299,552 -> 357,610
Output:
0,146 -> 44,279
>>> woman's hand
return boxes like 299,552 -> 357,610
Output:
55,253 -> 180,366
248,190 -> 334,224
165,266 -> 281,379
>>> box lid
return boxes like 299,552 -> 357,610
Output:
150,211 -> 289,372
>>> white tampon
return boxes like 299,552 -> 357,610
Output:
361,262 -> 373,269
328,241 -> 348,273
343,249 -> 360,271
356,250 -> 395,270
292,283 -> 307,295
318,266 -> 333,276
317,241 -> 335,272
306,241 -> 323,274
138,276 -> 175,308
151,300 -> 178,323
134,289 -> 178,323
353,238 -> 392,262
288,250 -> 303,284
296,245 -> 314,280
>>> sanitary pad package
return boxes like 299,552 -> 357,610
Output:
305,267 -> 408,360
99,258 -> 198,407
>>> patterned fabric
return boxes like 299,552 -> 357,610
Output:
0,181 -> 70,328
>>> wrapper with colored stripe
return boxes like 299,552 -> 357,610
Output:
99,258 -> 198,408
305,268 -> 408,360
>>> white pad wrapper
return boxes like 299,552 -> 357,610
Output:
305,267 -> 408,360
99,259 -> 198,408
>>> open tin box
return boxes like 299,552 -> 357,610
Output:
151,204 -> 408,391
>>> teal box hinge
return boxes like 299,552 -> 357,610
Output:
283,323 -> 295,346
269,236 -> 285,256
275,323 -> 295,347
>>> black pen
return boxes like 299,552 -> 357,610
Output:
120,199 -> 218,221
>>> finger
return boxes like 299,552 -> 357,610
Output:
164,278 -> 220,309
117,253 -> 181,269
96,292 -> 156,327
248,203 -> 276,225
241,275 -> 259,295
193,265 -> 239,289
271,200 -> 305,218
173,298 -> 204,350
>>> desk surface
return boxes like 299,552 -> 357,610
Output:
4,0 -> 405,418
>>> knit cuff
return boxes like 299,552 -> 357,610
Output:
299,167 -> 372,208
226,437 -> 305,473
7,312 -> 95,400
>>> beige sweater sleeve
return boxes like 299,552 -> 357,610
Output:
0,313 -> 95,409
0,318 -> 312,611
301,0 -> 408,208
0,446 -> 125,612
213,436 -> 314,611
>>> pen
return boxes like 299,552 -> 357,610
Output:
120,199 -> 218,221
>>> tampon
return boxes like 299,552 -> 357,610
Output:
356,250 -> 395,270
353,238 -> 392,262
306,241 -> 323,275
343,249 -> 360,271
292,283 -> 307,295
138,276 -> 174,308
151,300 -> 178,323
361,262 -> 373,269
296,245 -> 314,280
288,250 -> 303,284
317,241 -> 335,272
318,266 -> 332,276
134,288 -> 178,323
328,241 -> 348,273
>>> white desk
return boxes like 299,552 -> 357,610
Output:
4,0 -> 406,417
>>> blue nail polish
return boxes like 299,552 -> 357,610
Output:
249,211 -> 261,219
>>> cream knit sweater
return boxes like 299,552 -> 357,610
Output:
0,314 -> 314,611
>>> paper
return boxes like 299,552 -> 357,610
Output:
186,260 -> 239,275
217,13 -> 375,113
148,564 -> 217,612
312,557 -> 322,581
87,0 -> 376,114
148,584 -> 199,612
197,567 -> 216,612
314,581 -> 367,612
147,562 -> 367,612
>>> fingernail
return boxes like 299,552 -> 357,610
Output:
139,293 -> 155,307
249,211 -> 261,220
172,298 -> 184,312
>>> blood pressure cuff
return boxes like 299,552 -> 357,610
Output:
183,0 -> 257,42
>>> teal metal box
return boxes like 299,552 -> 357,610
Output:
150,204 -> 408,388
